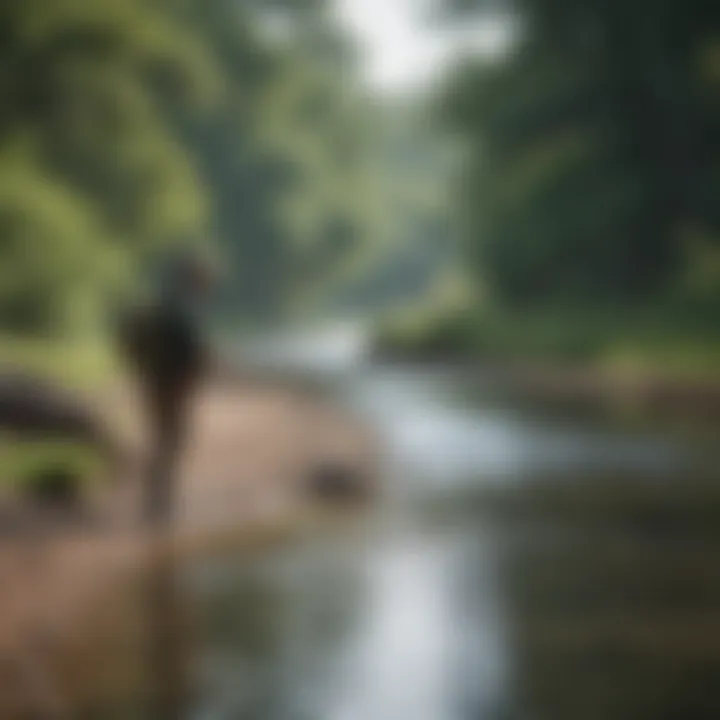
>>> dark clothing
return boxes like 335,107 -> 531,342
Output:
118,301 -> 206,525
119,303 -> 205,393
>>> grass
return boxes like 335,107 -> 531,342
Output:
374,304 -> 720,376
0,335 -> 118,390
0,438 -> 109,491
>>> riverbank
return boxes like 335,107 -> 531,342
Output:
375,304 -> 720,370
374,306 -> 720,430
0,376 -> 376,718
366,359 -> 720,441
484,361 -> 720,429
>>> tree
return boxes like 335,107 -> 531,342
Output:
0,0 -> 221,333
166,0 -> 377,323
0,0 -> 379,333
442,0 -> 720,307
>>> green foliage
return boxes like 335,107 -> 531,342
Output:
0,0 -> 381,334
0,161 -> 110,333
0,0 -> 222,335
442,0 -> 720,308
377,301 -> 720,372
0,438 -> 107,489
155,0 -> 377,323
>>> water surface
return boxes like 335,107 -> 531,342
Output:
172,366 -> 719,720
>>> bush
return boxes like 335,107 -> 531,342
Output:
0,439 -> 107,496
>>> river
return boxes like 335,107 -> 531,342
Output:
161,364 -> 719,720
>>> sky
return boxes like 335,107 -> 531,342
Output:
331,0 -> 516,96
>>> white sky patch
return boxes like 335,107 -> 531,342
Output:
332,0 -> 516,96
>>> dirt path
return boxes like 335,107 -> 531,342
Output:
0,377 -> 376,718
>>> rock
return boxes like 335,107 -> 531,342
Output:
306,461 -> 374,504
0,371 -> 116,458
0,371 -> 122,513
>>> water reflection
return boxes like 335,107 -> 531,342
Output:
190,522 -> 507,720
497,510 -> 720,720
143,545 -> 193,720
190,538 -> 368,719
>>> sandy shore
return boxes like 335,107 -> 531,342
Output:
0,377 -> 376,718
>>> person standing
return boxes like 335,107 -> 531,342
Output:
118,252 -> 216,526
